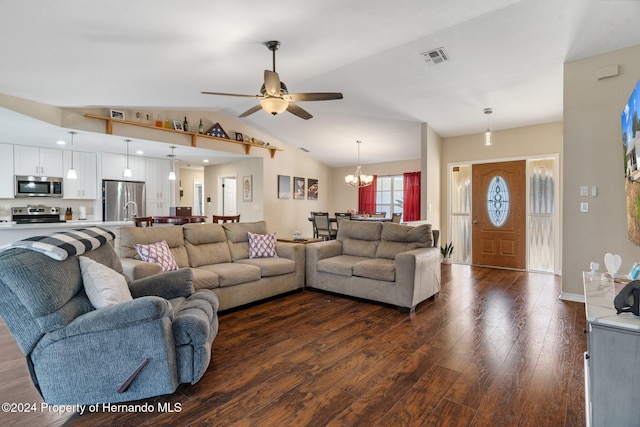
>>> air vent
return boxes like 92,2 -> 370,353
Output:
421,47 -> 448,64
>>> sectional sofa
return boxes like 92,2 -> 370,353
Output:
115,221 -> 305,311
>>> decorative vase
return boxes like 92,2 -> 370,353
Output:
442,257 -> 452,264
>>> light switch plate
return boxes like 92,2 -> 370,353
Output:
580,202 -> 589,212
591,186 -> 597,197
580,186 -> 588,196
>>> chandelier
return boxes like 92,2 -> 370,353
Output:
345,140 -> 373,188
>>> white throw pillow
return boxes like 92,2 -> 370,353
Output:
79,256 -> 133,309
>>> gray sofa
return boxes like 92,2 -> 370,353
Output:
305,221 -> 441,312
115,221 -> 305,311
0,228 -> 218,405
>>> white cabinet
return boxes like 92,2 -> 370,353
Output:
583,272 -> 640,426
0,144 -> 14,198
145,157 -> 172,216
63,151 -> 97,199
14,146 -> 63,177
101,152 -> 146,182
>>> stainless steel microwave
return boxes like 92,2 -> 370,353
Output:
15,175 -> 63,197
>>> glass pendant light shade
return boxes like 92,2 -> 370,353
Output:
484,129 -> 492,146
123,139 -> 133,178
483,108 -> 493,146
67,131 -> 78,179
168,146 -> 176,180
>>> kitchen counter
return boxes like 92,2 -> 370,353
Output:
583,271 -> 640,332
0,220 -> 134,246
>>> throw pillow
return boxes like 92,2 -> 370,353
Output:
134,240 -> 179,272
248,231 -> 278,258
79,256 -> 132,309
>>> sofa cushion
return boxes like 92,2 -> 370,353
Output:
248,232 -> 278,258
116,226 -> 189,268
223,221 -> 269,261
183,223 -> 232,267
189,267 -> 220,289
236,257 -> 295,277
376,223 -> 434,259
317,255 -> 371,277
198,263 -> 262,287
79,256 -> 132,308
134,240 -> 179,272
352,258 -> 396,282
337,221 -> 382,258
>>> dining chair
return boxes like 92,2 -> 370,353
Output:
371,212 -> 387,218
211,214 -> 241,224
391,213 -> 402,223
152,216 -> 189,225
334,212 -> 352,231
312,212 -> 337,240
134,216 -> 153,227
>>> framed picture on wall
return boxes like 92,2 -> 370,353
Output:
243,175 -> 252,202
278,175 -> 291,199
294,176 -> 305,199
307,178 -> 318,200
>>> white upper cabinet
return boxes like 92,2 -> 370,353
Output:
0,144 -> 14,198
101,152 -> 146,182
14,146 -> 63,177
145,157 -> 172,216
63,151 -> 97,199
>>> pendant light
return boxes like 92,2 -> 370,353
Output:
123,139 -> 133,178
484,108 -> 493,146
344,140 -> 373,188
66,131 -> 78,179
167,146 -> 176,180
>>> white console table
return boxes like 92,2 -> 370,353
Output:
583,272 -> 640,427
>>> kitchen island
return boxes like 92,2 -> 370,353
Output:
0,220 -> 134,246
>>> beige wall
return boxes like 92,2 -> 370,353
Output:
423,123 -> 441,228
562,44 -> 640,298
440,122 -> 563,244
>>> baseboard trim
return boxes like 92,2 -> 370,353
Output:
559,292 -> 585,303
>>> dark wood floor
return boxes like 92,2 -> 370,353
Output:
0,265 -> 586,427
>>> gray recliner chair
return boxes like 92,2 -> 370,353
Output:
0,228 -> 219,405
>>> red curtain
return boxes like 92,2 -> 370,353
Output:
358,175 -> 377,213
403,172 -> 421,221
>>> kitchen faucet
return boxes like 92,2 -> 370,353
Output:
123,201 -> 138,221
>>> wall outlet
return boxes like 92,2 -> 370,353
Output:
580,202 -> 589,212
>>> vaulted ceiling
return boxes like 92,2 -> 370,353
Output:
1,1 -> 639,167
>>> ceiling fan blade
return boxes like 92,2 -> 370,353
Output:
286,102 -> 313,120
239,104 -> 263,118
264,70 -> 281,97
283,92 -> 344,102
201,91 -> 261,99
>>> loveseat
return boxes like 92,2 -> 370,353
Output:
115,221 -> 305,311
0,227 -> 218,405
305,221 -> 441,312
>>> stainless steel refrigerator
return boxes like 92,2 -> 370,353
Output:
102,180 -> 146,221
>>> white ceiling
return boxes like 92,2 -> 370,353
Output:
0,0 -> 639,167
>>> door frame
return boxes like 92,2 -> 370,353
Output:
217,174 -> 238,216
446,154 -> 561,274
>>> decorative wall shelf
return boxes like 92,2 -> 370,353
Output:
84,114 -> 282,158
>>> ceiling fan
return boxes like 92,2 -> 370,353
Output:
201,41 -> 343,120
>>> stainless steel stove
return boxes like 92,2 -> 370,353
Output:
11,205 -> 64,224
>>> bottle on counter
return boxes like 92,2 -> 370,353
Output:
183,116 -> 189,132
155,115 -> 163,127
198,118 -> 204,134
163,118 -> 171,129
65,207 -> 72,221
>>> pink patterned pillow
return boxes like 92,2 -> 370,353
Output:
248,232 -> 278,258
134,240 -> 179,272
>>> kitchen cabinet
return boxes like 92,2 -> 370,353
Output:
14,146 -> 63,177
583,272 -> 640,426
101,152 -> 146,182
145,157 -> 172,216
0,144 -> 14,198
63,151 -> 97,199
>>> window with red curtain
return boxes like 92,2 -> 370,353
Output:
358,175 -> 377,213
403,172 -> 421,221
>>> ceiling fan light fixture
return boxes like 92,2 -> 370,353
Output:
260,97 -> 288,115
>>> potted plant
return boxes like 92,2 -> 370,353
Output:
440,242 -> 454,264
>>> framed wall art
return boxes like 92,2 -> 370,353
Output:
294,176 -> 306,199
307,178 -> 318,200
243,175 -> 253,202
110,109 -> 125,120
278,175 -> 291,199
